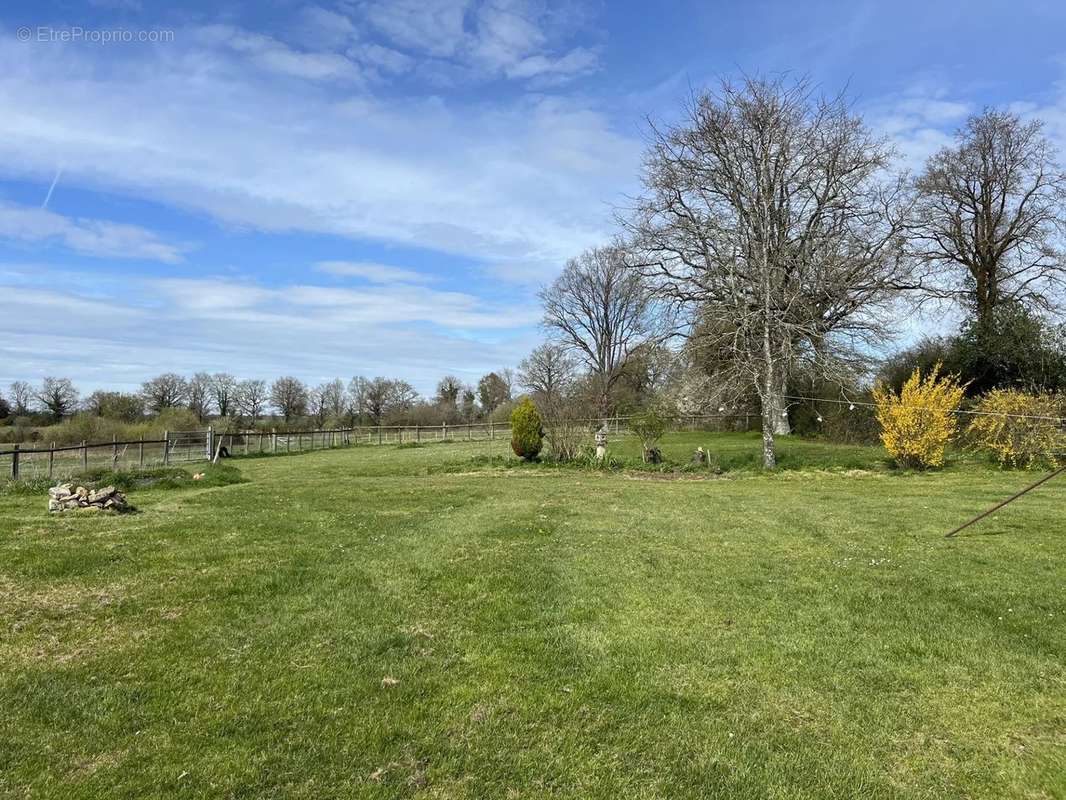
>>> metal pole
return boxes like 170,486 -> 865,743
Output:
138,437 -> 144,467
162,432 -> 169,466
82,440 -> 88,470
48,442 -> 55,479
945,464 -> 1066,538
11,444 -> 18,481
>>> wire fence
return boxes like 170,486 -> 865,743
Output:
0,414 -> 761,483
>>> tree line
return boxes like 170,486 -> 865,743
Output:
0,371 -> 528,431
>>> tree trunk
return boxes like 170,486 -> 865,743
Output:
769,373 -> 791,435
760,319 -> 778,470
761,407 -> 777,470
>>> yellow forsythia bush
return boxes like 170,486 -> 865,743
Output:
873,364 -> 966,469
967,389 -> 1065,468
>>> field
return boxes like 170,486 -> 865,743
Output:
1,433 -> 1064,799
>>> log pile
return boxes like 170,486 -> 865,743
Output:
48,484 -> 130,513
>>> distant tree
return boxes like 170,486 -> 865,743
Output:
36,377 -> 79,421
270,376 -> 308,423
86,390 -> 145,422
209,373 -> 238,418
187,372 -> 212,422
9,381 -> 32,416
347,376 -> 370,422
908,108 -> 1066,331
459,386 -> 477,421
308,380 -> 344,426
476,372 -> 511,413
141,373 -> 189,415
0,394 -> 10,420
435,375 -> 462,408
236,379 -> 267,423
362,377 -> 392,424
518,343 -> 576,405
321,378 -> 346,419
540,242 -> 659,417
389,380 -> 418,414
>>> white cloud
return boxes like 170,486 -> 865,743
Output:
196,25 -> 363,84
0,203 -> 186,263
865,83 -> 972,170
293,5 -> 360,51
363,0 -> 472,58
360,0 -> 599,83
0,264 -> 535,393
315,260 -> 433,283
0,31 -> 633,283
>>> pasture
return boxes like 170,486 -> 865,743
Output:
1,433 -> 1063,799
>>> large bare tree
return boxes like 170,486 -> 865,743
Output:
270,376 -> 308,423
236,379 -> 267,423
624,75 -> 908,467
35,377 -> 79,421
540,243 -> 659,416
908,108 -> 1066,328
210,373 -> 238,418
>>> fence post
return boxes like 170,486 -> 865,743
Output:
442,422 -> 447,440
112,434 -> 119,467
490,422 -> 494,440
206,426 -> 214,460
49,442 -> 55,479
416,425 -> 420,443
82,440 -> 88,471
11,444 -> 19,481
378,426 -> 383,445
162,432 -> 169,466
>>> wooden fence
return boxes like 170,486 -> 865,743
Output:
1,413 -> 757,482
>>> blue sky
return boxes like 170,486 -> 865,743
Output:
3,0 -> 1066,396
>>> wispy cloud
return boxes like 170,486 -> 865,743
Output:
0,203 -> 186,263
0,31 -> 631,281
315,260 -> 434,283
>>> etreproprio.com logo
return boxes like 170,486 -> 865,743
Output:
16,26 -> 175,44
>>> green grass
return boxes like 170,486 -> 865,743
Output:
1,432 -> 1063,799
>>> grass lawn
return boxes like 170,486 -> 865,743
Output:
1,432 -> 1063,799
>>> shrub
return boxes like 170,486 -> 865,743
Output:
510,398 -> 543,460
967,389 -> 1065,468
630,408 -> 670,462
873,363 -> 966,469
539,397 -> 586,462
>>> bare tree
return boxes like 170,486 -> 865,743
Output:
362,377 -> 394,425
624,75 -> 908,468
141,373 -> 189,415
540,243 -> 659,416
187,372 -> 212,422
8,381 -> 32,416
236,379 -> 267,423
908,108 -> 1066,329
321,378 -> 346,420
36,377 -> 79,421
270,376 -> 308,423
210,373 -> 238,418
517,343 -> 576,405
390,380 -> 418,415
307,380 -> 344,426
